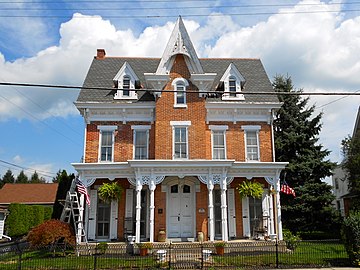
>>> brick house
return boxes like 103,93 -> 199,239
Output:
72,17 -> 287,243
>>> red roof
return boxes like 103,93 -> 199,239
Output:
0,183 -> 58,205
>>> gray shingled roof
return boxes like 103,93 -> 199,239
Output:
77,57 -> 278,103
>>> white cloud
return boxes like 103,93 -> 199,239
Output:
12,155 -> 23,164
0,3 -> 359,162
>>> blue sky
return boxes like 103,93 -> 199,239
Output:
0,0 -> 360,181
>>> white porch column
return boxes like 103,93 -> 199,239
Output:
268,192 -> 275,236
77,193 -> 85,244
220,177 -> 228,241
135,178 -> 142,243
275,182 -> 283,240
207,178 -> 215,242
149,179 -> 156,242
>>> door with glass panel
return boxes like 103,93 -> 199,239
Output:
96,197 -> 110,239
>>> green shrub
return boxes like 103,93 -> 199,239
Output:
342,211 -> 360,266
5,203 -> 54,237
297,230 -> 340,240
97,242 -> 109,254
283,229 -> 301,250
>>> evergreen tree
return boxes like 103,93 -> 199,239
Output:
30,171 -> 45,183
16,170 -> 29,183
52,170 -> 75,219
341,135 -> 360,210
273,75 -> 338,233
0,169 -> 15,188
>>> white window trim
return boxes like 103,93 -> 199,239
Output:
171,121 -> 191,160
113,62 -> 139,100
131,125 -> 151,160
211,129 -> 227,160
98,126 -> 117,162
172,78 -> 188,108
220,63 -> 245,101
241,125 -> 261,162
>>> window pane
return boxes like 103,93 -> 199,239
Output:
134,130 -> 148,159
213,131 -> 225,160
123,76 -> 130,96
174,127 -> 187,159
229,78 -> 236,97
100,131 -> 113,161
183,185 -> 190,193
171,185 -> 178,193
246,131 -> 259,161
176,84 -> 185,104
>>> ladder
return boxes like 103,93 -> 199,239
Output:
60,179 -> 90,254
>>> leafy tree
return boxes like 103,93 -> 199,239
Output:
273,75 -> 337,233
0,169 -> 15,188
341,135 -> 360,210
52,170 -> 75,219
16,170 -> 29,183
27,219 -> 75,247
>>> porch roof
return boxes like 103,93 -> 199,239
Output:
72,160 -> 288,187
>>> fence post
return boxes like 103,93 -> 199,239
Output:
168,242 -> 172,270
275,238 -> 279,268
200,243 -> 204,269
93,244 -> 97,270
16,241 -> 22,270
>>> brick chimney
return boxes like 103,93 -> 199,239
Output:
96,49 -> 106,59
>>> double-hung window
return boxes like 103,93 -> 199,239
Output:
176,82 -> 186,105
242,125 -> 261,161
210,125 -> 228,160
98,126 -> 117,162
132,125 -> 150,160
171,121 -> 191,159
172,78 -> 188,108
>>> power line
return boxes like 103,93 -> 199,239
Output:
0,77 -> 82,137
0,92 -> 82,147
0,159 -> 57,178
1,81 -> 360,96
0,9 -> 359,19
1,2 -> 359,11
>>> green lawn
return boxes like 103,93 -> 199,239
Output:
0,241 -> 350,269
213,241 -> 349,268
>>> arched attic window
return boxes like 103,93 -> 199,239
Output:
172,78 -> 189,108
113,62 -> 139,100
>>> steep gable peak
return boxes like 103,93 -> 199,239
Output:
156,16 -> 203,74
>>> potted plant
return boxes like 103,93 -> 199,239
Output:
213,241 -> 226,255
237,180 -> 263,199
98,182 -> 123,203
136,242 -> 153,256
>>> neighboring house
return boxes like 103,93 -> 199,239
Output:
0,183 -> 58,239
72,17 -> 287,243
332,106 -> 360,216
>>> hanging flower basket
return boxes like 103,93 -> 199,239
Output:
237,180 -> 263,199
98,182 -> 123,203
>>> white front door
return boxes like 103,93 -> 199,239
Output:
168,184 -> 194,238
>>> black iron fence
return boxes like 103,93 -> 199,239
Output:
0,239 -> 350,269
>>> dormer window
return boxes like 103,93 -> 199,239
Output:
113,62 -> 139,100
220,63 -> 245,101
172,78 -> 188,108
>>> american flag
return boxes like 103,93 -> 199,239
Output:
281,183 -> 296,197
76,178 -> 91,206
